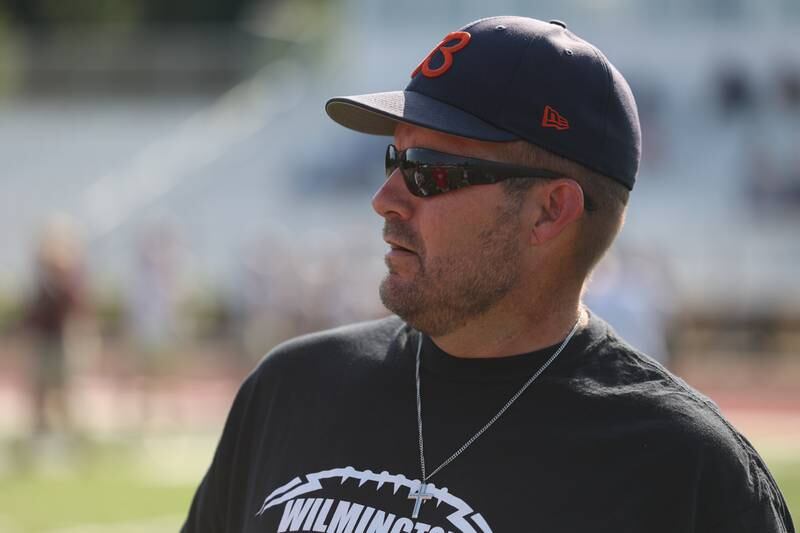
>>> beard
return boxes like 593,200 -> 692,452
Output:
379,205 -> 523,337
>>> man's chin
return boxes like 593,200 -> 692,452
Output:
379,276 -> 421,319
378,277 -> 452,336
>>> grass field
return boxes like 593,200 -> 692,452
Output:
0,434 -> 214,533
0,435 -> 797,532
773,458 -> 800,522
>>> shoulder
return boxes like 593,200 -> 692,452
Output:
575,311 -> 715,410
578,313 -> 792,530
249,315 -> 407,384
580,314 -> 737,439
575,311 -> 760,464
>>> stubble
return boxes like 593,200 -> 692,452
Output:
379,204 -> 523,337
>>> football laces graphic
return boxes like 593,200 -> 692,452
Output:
256,466 -> 492,533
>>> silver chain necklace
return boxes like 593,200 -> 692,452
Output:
407,319 -> 581,519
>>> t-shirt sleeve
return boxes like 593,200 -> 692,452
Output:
716,467 -> 794,533
695,429 -> 795,533
181,371 -> 259,533
707,474 -> 794,533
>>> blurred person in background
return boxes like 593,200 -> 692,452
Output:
131,222 -> 180,361
23,215 -> 89,439
183,17 -> 794,532
129,221 -> 182,428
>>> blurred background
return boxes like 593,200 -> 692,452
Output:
0,0 -> 798,530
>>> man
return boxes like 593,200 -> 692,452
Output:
25,216 -> 88,437
183,17 -> 794,533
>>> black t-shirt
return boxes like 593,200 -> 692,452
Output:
182,312 -> 794,533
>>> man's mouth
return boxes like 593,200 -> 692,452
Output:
385,239 -> 416,254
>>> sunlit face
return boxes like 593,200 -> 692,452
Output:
371,124 -> 527,336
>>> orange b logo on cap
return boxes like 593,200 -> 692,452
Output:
411,31 -> 471,79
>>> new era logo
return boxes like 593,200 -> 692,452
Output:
541,105 -> 569,130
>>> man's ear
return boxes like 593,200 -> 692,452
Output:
529,179 -> 585,246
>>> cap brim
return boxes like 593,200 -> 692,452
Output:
325,90 -> 517,142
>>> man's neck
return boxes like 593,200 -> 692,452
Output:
429,296 -> 587,359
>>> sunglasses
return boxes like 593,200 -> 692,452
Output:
385,144 -> 596,210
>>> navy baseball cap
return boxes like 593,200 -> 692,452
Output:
326,16 -> 641,190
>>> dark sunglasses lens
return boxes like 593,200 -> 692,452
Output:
401,149 -> 472,197
389,146 -> 516,197
385,145 -> 433,197
403,167 -> 459,197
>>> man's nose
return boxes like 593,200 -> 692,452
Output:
372,170 -> 416,220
